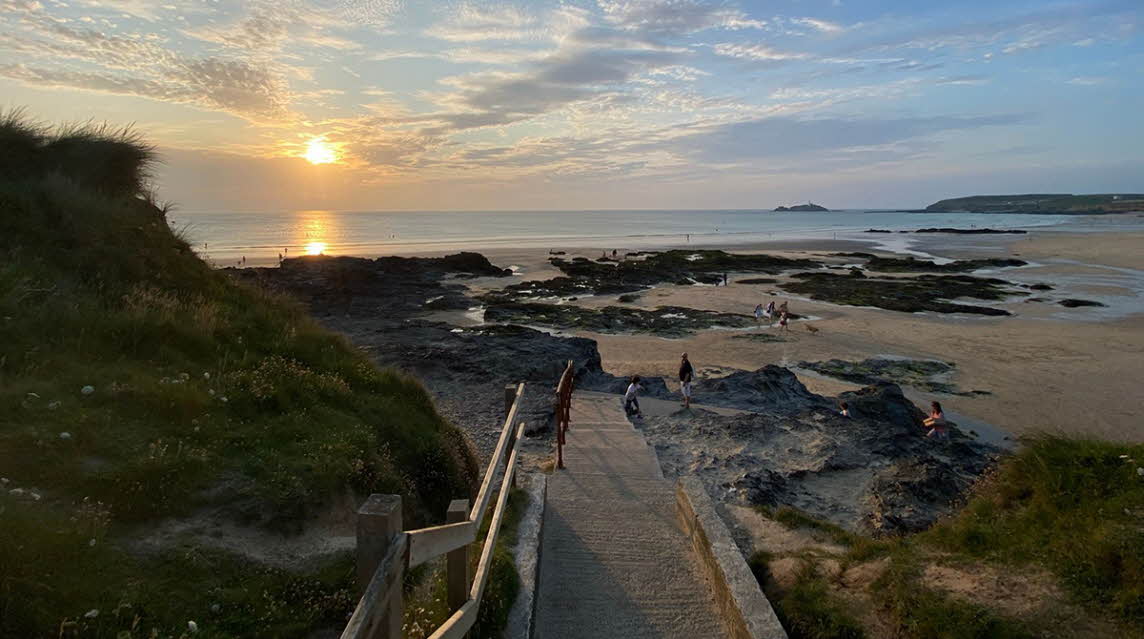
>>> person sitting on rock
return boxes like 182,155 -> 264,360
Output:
839,401 -> 850,418
923,401 -> 947,438
624,376 -> 643,418
679,353 -> 694,409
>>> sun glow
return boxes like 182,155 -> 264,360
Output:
304,137 -> 338,165
305,241 -> 328,255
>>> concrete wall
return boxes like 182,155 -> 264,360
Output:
675,477 -> 788,639
506,473 -> 547,639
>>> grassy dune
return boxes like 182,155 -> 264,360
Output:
750,436 -> 1144,639
0,111 -> 478,637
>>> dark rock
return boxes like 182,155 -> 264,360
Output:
488,250 -> 821,303
797,358 -> 983,396
730,470 -> 788,506
692,365 -> 821,412
483,302 -> 755,337
780,272 -> 1018,315
914,228 -> 1028,234
861,256 -> 1027,273
1029,283 -> 1053,291
1059,298 -> 1106,308
866,229 -> 894,233
736,277 -> 777,285
636,375 -> 1002,535
617,293 -> 641,303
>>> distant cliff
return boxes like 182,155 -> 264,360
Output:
774,202 -> 829,212
925,194 -> 1144,214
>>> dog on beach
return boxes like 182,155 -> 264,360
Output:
805,324 -> 820,335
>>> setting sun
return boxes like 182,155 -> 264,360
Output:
304,241 -> 327,255
303,137 -> 337,165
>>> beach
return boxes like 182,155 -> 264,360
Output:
453,226 -> 1144,444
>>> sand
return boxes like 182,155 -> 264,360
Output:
473,228 -> 1144,444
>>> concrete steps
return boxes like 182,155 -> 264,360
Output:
533,393 -> 727,639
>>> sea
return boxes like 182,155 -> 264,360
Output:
170,209 -> 1109,266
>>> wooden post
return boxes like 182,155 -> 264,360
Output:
504,384 -> 516,418
446,499 -> 470,612
356,494 -> 403,639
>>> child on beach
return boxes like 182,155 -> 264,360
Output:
624,376 -> 643,418
839,401 -> 850,418
679,353 -> 694,409
779,311 -> 789,331
923,401 -> 947,438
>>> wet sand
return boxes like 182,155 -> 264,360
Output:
474,229 -> 1144,444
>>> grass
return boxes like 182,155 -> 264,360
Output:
751,436 -> 1144,637
748,552 -> 867,639
403,488 -> 528,638
870,549 -> 1034,639
920,436 -> 1144,628
0,110 -> 478,636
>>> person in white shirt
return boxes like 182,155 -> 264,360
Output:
624,376 -> 643,418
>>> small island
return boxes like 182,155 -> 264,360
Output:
774,202 -> 829,212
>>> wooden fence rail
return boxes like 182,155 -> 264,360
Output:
341,376 -> 542,639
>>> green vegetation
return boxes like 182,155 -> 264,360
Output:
751,436 -> 1144,638
748,552 -> 867,639
403,488 -> 528,639
0,111 -> 478,636
925,193 -> 1144,214
921,436 -> 1144,627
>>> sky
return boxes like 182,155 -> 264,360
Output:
1,0 -> 1142,211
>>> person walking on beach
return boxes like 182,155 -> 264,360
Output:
778,311 -> 790,332
722,272 -> 728,286
778,300 -> 789,316
679,353 -> 694,409
923,401 -> 947,439
754,303 -> 765,325
764,299 -> 776,323
624,376 -> 643,418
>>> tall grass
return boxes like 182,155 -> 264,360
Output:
0,110 -> 479,637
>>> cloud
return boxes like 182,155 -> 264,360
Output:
790,17 -> 845,34
1065,76 -> 1109,85
426,3 -> 542,42
935,74 -> 990,85
712,43 -> 810,61
0,17 -> 292,119
673,113 -> 1031,163
597,0 -> 766,36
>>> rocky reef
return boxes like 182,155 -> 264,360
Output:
635,369 -> 1001,534
797,358 -> 990,396
483,302 -> 755,337
780,271 -> 1021,315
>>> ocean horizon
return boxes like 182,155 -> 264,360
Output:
173,208 -> 1091,266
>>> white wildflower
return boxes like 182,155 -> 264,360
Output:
89,538 -> 96,547
203,372 -> 211,380
59,432 -> 72,440
84,609 -> 99,619
178,372 -> 190,382
188,620 -> 199,633
47,401 -> 61,410
9,488 -> 26,497
81,385 -> 95,395
1137,467 -> 1143,477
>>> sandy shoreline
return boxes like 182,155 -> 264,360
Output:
466,227 -> 1144,443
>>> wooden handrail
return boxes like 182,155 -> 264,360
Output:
342,380 -> 532,639
469,382 -> 525,528
555,360 -> 574,470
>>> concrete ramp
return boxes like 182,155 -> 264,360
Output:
533,392 -> 728,639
